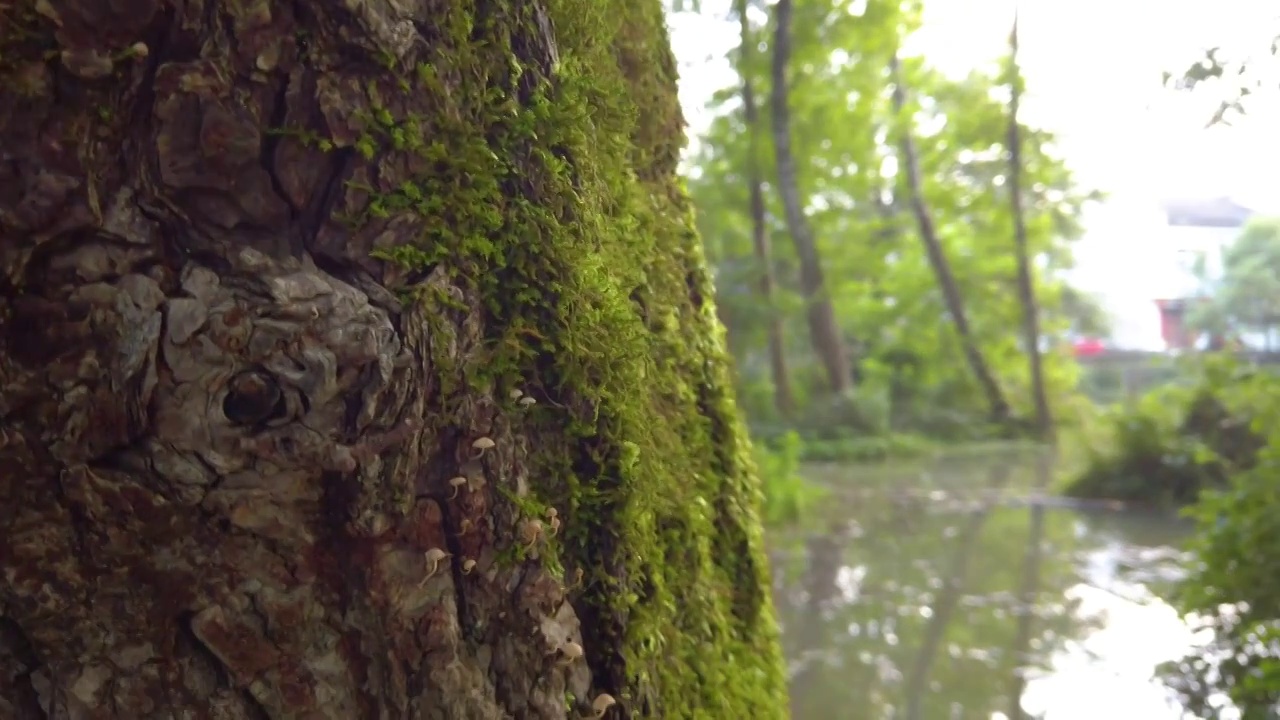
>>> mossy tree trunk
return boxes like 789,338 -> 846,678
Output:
0,1 -> 786,718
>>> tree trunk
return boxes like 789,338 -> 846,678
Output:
0,2 -> 787,718
737,0 -> 794,419
888,54 -> 1012,425
768,0 -> 854,396
1006,12 -> 1053,438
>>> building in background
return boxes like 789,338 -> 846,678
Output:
1153,197 -> 1255,350
1065,195 -> 1255,352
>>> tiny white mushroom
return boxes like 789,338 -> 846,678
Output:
448,475 -> 469,499
592,694 -> 617,718
519,395 -> 537,406
471,436 -> 496,458
461,558 -> 477,575
419,548 -> 451,586
557,640 -> 584,666
519,518 -> 543,549
545,507 -> 561,537
509,388 -> 524,400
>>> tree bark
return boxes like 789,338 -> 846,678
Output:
737,0 -> 794,419
0,1 -> 787,718
768,0 -> 854,396
1006,12 -> 1053,438
888,54 -> 1012,425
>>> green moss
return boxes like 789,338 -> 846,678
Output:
349,0 -> 787,716
1,0 -> 785,712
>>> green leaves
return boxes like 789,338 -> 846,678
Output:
1188,217 -> 1280,342
685,0 -> 1096,424
1164,32 -> 1280,126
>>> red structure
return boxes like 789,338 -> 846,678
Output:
1155,299 -> 1193,349
1072,338 -> 1107,357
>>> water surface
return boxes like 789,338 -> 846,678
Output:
769,447 -> 1202,720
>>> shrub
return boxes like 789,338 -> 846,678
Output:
1159,364 -> 1280,715
1064,358 -> 1265,507
754,430 -> 826,527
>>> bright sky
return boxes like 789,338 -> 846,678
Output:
667,0 -> 1280,348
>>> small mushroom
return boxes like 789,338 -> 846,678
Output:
419,548 -> 451,587
461,558 -> 477,575
509,388 -> 524,400
592,694 -> 617,718
519,396 -> 537,407
471,436 -> 496,459
448,475 -> 469,499
519,518 -> 543,550
546,507 -> 561,537
557,640 -> 584,666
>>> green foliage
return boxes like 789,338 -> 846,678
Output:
1164,30 -> 1280,125
797,433 -> 932,463
352,0 -> 787,714
753,431 -> 826,526
1059,285 -> 1112,338
1155,363 -> 1280,715
1158,42 -> 1280,713
1064,357 -> 1265,507
684,0 -> 1101,440
1189,217 -> 1280,342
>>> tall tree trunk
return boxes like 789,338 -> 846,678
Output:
1006,11 -> 1053,438
0,2 -> 787,718
737,0 -> 795,418
768,0 -> 854,396
888,54 -> 1012,425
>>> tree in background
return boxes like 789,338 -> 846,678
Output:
1189,217 -> 1280,349
1005,11 -> 1052,437
736,0 -> 796,417
769,0 -> 855,395
0,1 -> 786,717
688,0 -> 1098,437
889,51 -> 1012,426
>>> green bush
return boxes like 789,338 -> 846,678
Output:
798,433 -> 932,463
753,430 -> 826,527
1064,358 -> 1265,507
1156,363 -> 1280,715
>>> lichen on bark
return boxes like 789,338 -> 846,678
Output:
0,0 -> 787,718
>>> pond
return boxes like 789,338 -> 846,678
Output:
768,445 -> 1215,720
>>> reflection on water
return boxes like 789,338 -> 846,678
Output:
770,447 -> 1199,720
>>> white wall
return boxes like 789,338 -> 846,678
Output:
1066,200 -> 1243,351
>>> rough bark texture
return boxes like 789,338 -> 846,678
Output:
768,0 -> 854,396
1005,13 -> 1052,438
736,0 -> 793,419
0,1 -> 787,718
888,54 -> 1011,425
